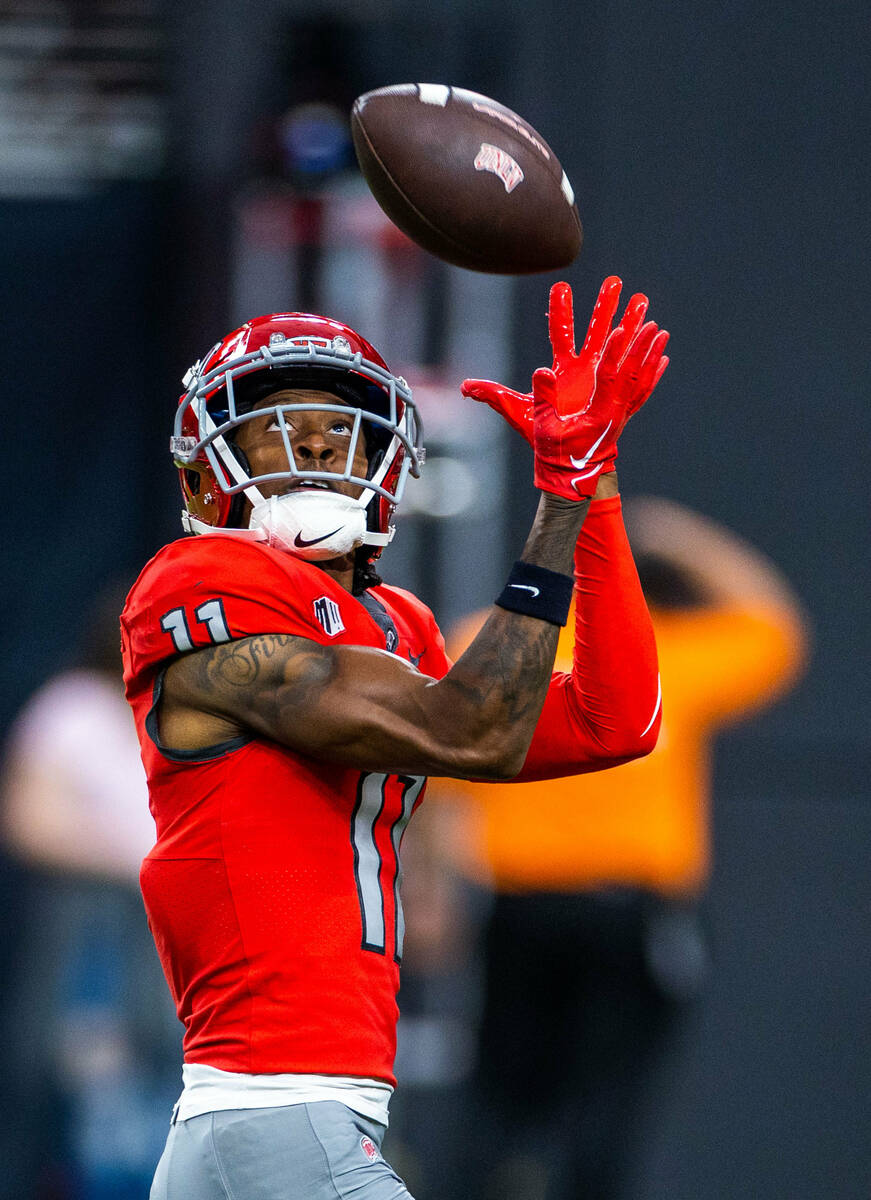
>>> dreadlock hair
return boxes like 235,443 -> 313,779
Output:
352,547 -> 383,595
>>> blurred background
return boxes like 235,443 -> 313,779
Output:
0,0 -> 868,1197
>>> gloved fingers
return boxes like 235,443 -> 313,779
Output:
547,282 -> 577,364
599,309 -> 643,379
461,377 -> 526,408
598,295 -> 648,381
640,329 -> 671,385
622,320 -> 660,375
461,378 -> 533,438
648,327 -> 670,360
577,276 -> 622,362
612,293 -> 649,366
629,330 -> 670,414
639,328 -> 670,379
531,366 -> 559,408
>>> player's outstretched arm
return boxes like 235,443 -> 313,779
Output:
460,277 -> 669,778
163,491 -> 588,781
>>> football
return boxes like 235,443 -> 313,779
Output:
350,83 -> 582,275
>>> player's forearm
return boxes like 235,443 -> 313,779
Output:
517,491 -> 591,571
419,492 -> 585,774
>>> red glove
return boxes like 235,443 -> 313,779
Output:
462,277 -> 670,499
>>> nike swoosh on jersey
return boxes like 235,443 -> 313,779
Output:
509,584 -> 540,597
569,421 -> 612,471
294,527 -> 344,547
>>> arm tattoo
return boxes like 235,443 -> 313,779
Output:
442,490 -> 585,728
211,634 -> 296,687
181,633 -> 338,717
446,612 -> 558,725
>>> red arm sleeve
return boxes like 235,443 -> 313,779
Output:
514,494 -> 661,782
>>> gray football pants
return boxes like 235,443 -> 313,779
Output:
150,1101 -> 415,1199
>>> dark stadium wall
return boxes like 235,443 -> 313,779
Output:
0,185 -> 172,734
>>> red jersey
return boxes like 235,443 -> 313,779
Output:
121,496 -> 661,1086
121,535 -> 450,1085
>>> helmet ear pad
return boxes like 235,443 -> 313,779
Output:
180,459 -> 233,527
375,451 -> 403,542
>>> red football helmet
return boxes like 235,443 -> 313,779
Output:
172,313 -> 424,560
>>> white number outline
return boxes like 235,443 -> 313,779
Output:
351,772 -> 424,961
160,598 -> 231,653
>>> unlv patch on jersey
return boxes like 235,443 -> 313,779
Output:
313,595 -> 345,636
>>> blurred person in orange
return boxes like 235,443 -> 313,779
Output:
435,497 -> 809,1200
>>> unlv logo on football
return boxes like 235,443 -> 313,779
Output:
313,596 -> 345,636
474,142 -> 525,193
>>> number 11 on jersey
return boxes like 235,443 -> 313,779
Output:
160,599 -> 232,652
351,773 -> 425,962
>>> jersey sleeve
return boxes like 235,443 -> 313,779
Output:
514,494 -> 662,781
121,536 -> 338,686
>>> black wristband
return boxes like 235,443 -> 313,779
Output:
495,561 -> 574,626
